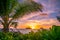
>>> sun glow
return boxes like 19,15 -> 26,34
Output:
26,23 -> 40,29
29,23 -> 36,29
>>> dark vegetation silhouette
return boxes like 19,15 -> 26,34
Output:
0,25 -> 60,40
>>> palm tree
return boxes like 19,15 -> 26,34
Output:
0,0 -> 43,32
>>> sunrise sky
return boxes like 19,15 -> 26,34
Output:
14,0 -> 60,29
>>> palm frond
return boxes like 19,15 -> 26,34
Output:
57,16 -> 60,22
11,22 -> 18,28
0,20 -> 4,25
0,0 -> 18,16
12,1 -> 43,19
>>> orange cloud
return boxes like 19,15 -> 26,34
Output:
17,18 -> 59,29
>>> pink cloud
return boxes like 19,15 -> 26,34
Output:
19,11 -> 42,20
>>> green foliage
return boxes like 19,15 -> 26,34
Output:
0,25 -> 60,40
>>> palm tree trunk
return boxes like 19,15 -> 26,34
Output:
2,16 -> 9,32
3,24 -> 9,32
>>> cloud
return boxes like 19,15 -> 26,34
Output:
17,18 -> 60,29
18,0 -> 59,21
17,0 -> 60,22
39,18 -> 58,25
34,0 -> 60,13
19,11 -> 45,21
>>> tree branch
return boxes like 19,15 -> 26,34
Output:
8,18 -> 13,25
0,20 -> 4,25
